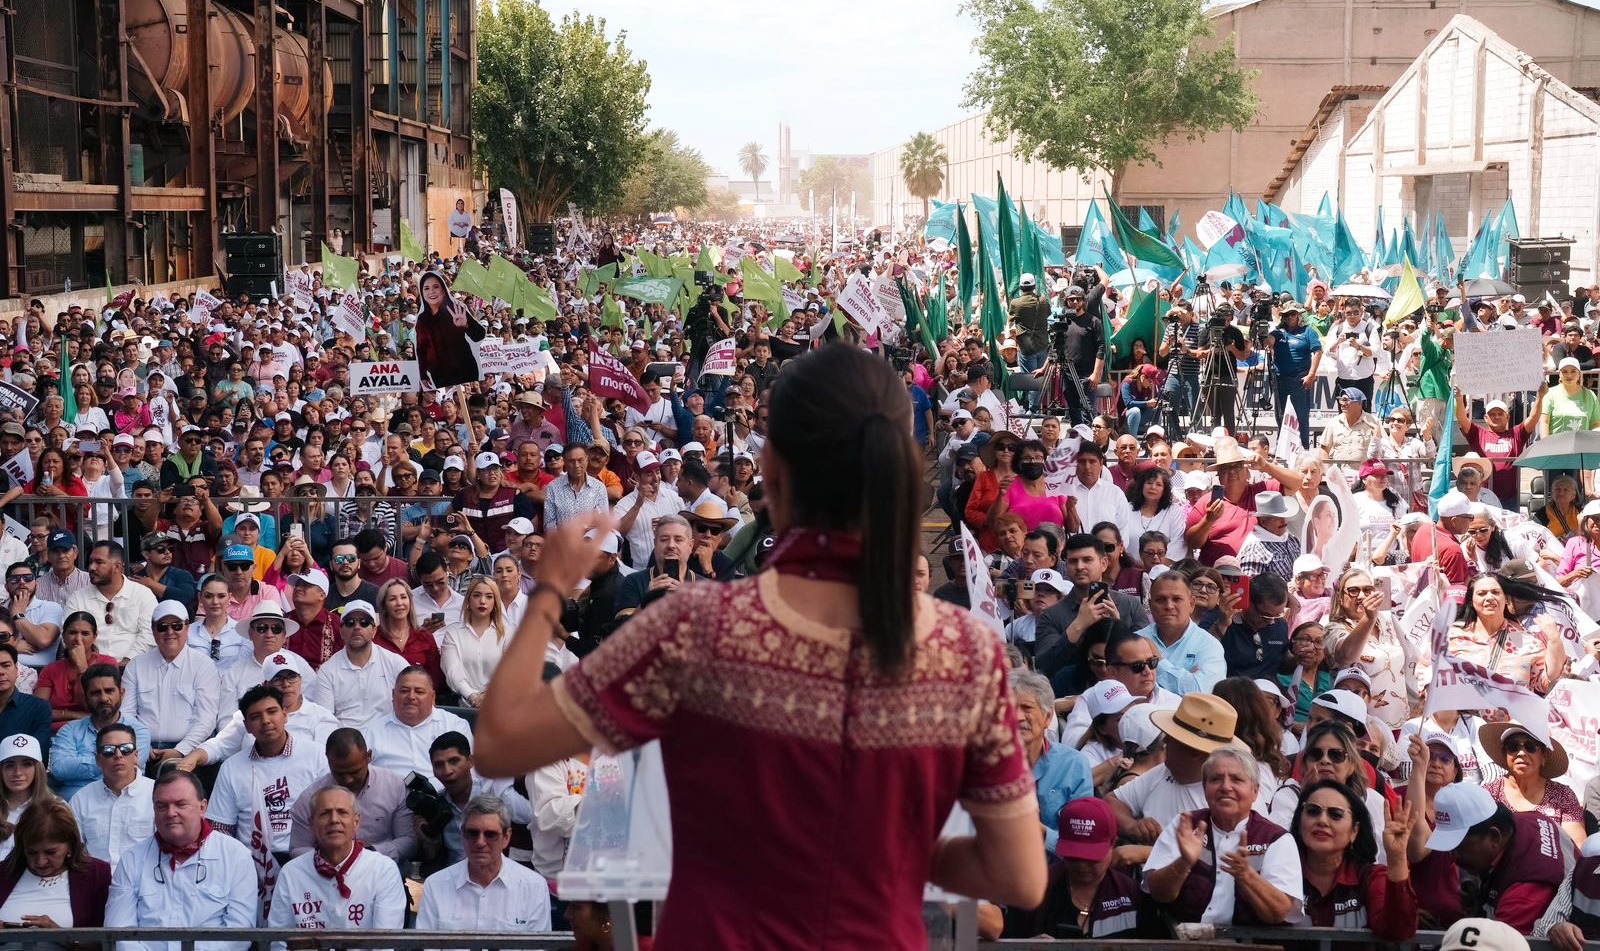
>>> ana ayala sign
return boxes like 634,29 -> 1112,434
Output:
350,361 -> 420,395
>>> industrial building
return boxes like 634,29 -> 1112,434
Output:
0,0 -> 477,302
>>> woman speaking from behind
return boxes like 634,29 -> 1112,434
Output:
414,270 -> 486,388
474,344 -> 1046,949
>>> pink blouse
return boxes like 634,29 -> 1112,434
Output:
1557,536 -> 1600,579
1005,478 -> 1072,533
553,573 -> 1033,950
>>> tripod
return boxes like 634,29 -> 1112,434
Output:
1372,334 -> 1411,421
1188,322 -> 1239,434
1039,317 -> 1094,426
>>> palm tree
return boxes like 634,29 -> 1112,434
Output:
738,142 -> 769,202
899,132 -> 948,221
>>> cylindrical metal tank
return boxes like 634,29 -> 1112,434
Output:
125,0 -> 333,134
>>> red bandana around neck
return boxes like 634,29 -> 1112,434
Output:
765,527 -> 863,584
157,818 -> 213,870
314,840 -> 365,899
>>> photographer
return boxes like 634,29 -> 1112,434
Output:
1270,301 -> 1324,449
1159,301 -> 1202,434
1010,273 -> 1052,377
1329,300 -> 1379,404
1053,283 -> 1106,426
1191,304 -> 1254,434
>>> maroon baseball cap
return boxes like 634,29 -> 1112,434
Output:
1055,797 -> 1116,861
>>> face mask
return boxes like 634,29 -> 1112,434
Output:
1017,462 -> 1046,481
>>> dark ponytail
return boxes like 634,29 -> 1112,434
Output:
767,345 -> 923,676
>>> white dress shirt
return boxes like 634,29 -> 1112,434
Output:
613,484 -> 685,569
439,621 -> 511,701
206,736 -> 329,852
64,580 -> 159,661
266,845 -> 405,943
105,831 -> 260,951
121,646 -> 222,754
219,652 -> 319,709
70,774 -> 156,867
411,585 -> 465,628
416,858 -> 551,934
200,701 -> 339,764
306,647 -> 411,727
526,757 -> 587,877
11,598 -> 65,668
1067,473 -> 1134,531
359,707 -> 472,779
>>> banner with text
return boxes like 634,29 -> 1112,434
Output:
702,338 -> 737,377
0,382 -> 39,421
959,524 -> 1006,639
838,272 -> 893,337
349,361 -> 421,396
1548,679 -> 1600,788
0,449 -> 32,488
587,345 -> 651,413
330,291 -> 366,340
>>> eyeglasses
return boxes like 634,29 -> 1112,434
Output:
1191,581 -> 1219,593
209,639 -> 222,661
1342,586 -> 1374,596
6,574 -> 32,584
1108,659 -> 1158,674
1301,803 -> 1348,822
1503,738 -> 1544,755
98,743 -> 138,759
1466,527 -> 1492,536
1305,746 -> 1349,764
251,622 -> 285,635
1429,748 -> 1457,764
154,621 -> 186,633
462,828 -> 502,841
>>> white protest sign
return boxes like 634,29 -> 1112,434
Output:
289,272 -> 314,311
192,289 -> 223,320
1452,327 -> 1545,396
476,339 -> 509,374
2,515 -> 27,544
1548,679 -> 1600,787
958,524 -> 1005,639
781,288 -> 807,316
0,450 -> 32,487
1426,656 -> 1551,744
873,274 -> 907,326
702,338 -> 737,377
349,360 -> 420,396
501,342 -> 540,377
837,272 -> 892,336
330,291 -> 366,340
1195,211 -> 1242,250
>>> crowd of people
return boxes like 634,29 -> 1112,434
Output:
0,207 -> 1596,948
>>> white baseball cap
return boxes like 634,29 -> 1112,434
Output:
1030,568 -> 1069,594
1083,681 -> 1138,719
0,734 -> 43,764
1182,470 -> 1215,492
153,600 -> 189,624
682,441 -> 706,454
1332,666 -> 1373,692
1484,399 -> 1510,413
474,451 -> 503,469
1436,490 -> 1472,518
505,517 -> 536,536
1254,678 -> 1291,709
951,408 -> 974,423
1427,783 -> 1499,852
259,650 -> 313,683
1441,919 -> 1529,951
339,600 -> 378,622
1292,553 -> 1326,576
1559,357 -> 1582,372
287,568 -> 329,595
1310,689 -> 1369,736
1119,704 -> 1163,752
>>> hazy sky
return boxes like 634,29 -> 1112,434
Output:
569,0 -> 982,182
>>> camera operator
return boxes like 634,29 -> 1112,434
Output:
1329,300 -> 1379,404
1193,304 -> 1254,434
1054,283 -> 1106,426
1010,273 -> 1051,377
1269,301 -> 1323,449
685,272 -> 733,374
1158,301 -> 1201,435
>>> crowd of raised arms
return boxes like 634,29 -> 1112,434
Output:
0,211 -> 1599,949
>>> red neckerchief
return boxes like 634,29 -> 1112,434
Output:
314,840 -> 365,899
157,818 -> 213,870
765,527 -> 863,583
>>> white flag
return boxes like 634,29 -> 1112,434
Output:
958,524 -> 1005,639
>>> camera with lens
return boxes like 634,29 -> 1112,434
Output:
693,270 -> 724,304
886,344 -> 914,374
404,771 -> 453,837
996,579 -> 1035,603
1425,302 -> 1443,315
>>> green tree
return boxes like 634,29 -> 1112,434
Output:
800,157 -> 872,215
616,129 -> 710,217
474,1 -> 651,222
963,0 -> 1258,195
738,142 -> 769,201
899,132 -> 948,220
697,187 -> 746,223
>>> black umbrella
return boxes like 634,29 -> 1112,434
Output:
1514,430 -> 1600,470
1462,277 -> 1517,297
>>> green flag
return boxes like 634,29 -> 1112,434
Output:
740,259 -> 785,313
104,270 -> 114,305
614,276 -> 682,308
1102,188 -> 1184,270
320,242 -> 359,291
1018,203 -> 1044,289
997,173 -> 1021,297
694,247 -> 717,273
579,263 -> 619,297
487,255 -> 525,304
451,259 -> 493,300
1110,286 -> 1167,367
512,277 -> 558,321
975,213 -> 1009,387
926,272 -> 950,345
774,255 -> 803,284
956,204 -> 975,323
400,220 -> 425,263
639,249 -> 673,278
900,278 -> 938,359
601,294 -> 626,329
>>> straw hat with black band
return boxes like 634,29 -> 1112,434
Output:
680,500 -> 738,532
1150,693 -> 1244,754
978,431 -> 1021,469
1205,439 -> 1258,472
1479,721 -> 1569,779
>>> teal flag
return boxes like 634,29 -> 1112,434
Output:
1137,207 -> 1160,236
1165,209 -> 1183,245
926,271 -> 950,344
1030,216 -> 1065,267
1333,213 -> 1367,284
924,200 -> 959,245
1428,386 -> 1456,519
1432,212 -> 1455,284
1317,192 -> 1335,218
1074,201 -> 1120,271
1103,188 -> 1183,270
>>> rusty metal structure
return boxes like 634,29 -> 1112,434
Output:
0,0 -> 476,298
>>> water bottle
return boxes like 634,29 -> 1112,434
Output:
40,472 -> 51,489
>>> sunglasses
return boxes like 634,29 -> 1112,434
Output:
252,622 -> 285,635
226,563 -> 254,571
6,574 -> 32,584
1109,659 -> 1158,674
1305,746 -> 1349,764
1301,803 -> 1348,822
1503,738 -> 1544,756
342,616 -> 376,628
462,828 -> 502,841
98,743 -> 138,759
333,555 -> 357,564
154,620 -> 186,633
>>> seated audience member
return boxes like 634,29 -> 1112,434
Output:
268,786 -> 406,934
359,666 -> 472,778
1426,783 -> 1574,936
68,723 -> 155,867
47,664 -> 150,799
1144,745 -> 1302,924
1010,669 -> 1092,853
0,797 -> 112,930
416,794 -> 552,934
288,728 -> 416,864
1292,779 -> 1418,940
